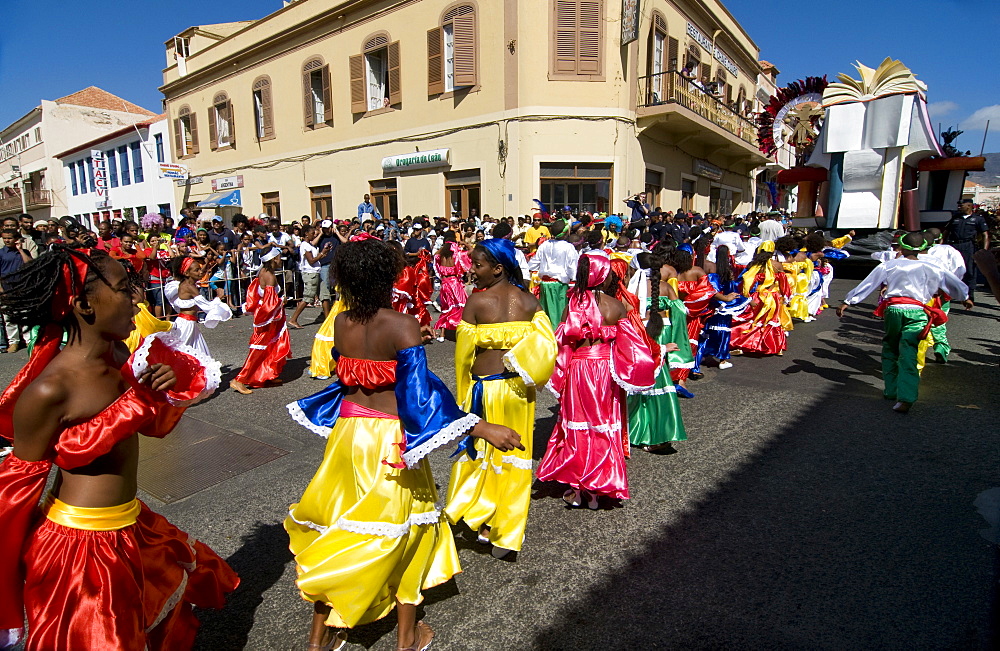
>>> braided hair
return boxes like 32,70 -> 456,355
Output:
0,244 -> 114,329
716,245 -> 733,285
645,253 -> 666,339
572,254 -> 619,299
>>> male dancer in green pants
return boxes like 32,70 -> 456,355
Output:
837,232 -> 971,414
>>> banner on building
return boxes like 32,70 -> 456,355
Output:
621,0 -> 640,45
91,149 -> 109,202
158,162 -> 189,179
381,148 -> 450,173
212,175 -> 244,191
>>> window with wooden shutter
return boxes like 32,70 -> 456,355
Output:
667,36 -> 679,71
551,0 -> 604,79
428,27 -> 444,95
208,105 -> 218,150
302,57 -> 327,128
173,116 -> 183,158
387,41 -> 402,105
188,111 -> 199,154
321,65 -> 333,122
451,13 -> 476,87
349,54 -> 366,113
253,76 -> 274,140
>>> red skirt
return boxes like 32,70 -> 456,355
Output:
22,501 -> 238,651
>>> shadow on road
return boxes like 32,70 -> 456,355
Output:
195,522 -> 292,650
531,321 -> 999,649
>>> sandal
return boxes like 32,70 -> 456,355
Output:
398,621 -> 434,651
309,630 -> 347,651
562,488 -> 582,507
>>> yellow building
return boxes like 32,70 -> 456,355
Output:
160,0 -> 771,222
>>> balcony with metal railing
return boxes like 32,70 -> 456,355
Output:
0,189 -> 53,214
636,70 -> 768,166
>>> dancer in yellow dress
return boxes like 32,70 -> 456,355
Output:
445,238 -> 557,558
308,290 -> 346,380
284,238 -> 522,651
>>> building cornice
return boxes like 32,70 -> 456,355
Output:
159,0 -> 401,98
1,107 -> 42,141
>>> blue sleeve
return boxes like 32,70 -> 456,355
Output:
286,380 -> 346,438
395,345 -> 480,468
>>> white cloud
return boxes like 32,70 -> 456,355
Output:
927,101 -> 959,118
959,105 -> 1000,130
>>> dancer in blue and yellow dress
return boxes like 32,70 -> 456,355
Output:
284,238 -> 522,651
445,239 -> 557,557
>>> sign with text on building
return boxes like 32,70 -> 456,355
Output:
212,175 -> 244,192
381,148 -> 450,173
685,22 -> 739,78
620,0 -> 640,45
693,158 -> 723,180
91,149 -> 109,202
158,162 -> 189,179
176,176 -> 203,186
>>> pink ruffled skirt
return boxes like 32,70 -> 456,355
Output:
434,276 -> 467,331
537,344 -> 629,499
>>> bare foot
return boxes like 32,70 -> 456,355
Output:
288,322 -> 303,329
230,380 -> 253,395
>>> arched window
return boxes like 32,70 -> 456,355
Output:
302,56 -> 332,128
174,104 -> 199,157
429,4 -> 477,94
252,76 -> 274,140
209,91 -> 235,149
350,32 -> 401,113
646,12 -> 668,103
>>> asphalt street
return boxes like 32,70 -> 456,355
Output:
1,277 -> 998,650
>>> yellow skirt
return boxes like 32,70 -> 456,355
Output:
125,303 -> 172,352
284,414 -> 460,628
444,375 -> 535,552
309,295 -> 346,378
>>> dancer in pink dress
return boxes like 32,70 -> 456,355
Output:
536,252 -> 660,509
433,235 -> 471,340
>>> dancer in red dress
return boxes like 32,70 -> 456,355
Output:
230,247 -> 291,394
392,248 -> 434,329
669,248 -> 715,386
537,252 -> 659,509
0,245 -> 237,650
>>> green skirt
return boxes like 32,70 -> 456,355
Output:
628,323 -> 687,446
539,281 -> 569,326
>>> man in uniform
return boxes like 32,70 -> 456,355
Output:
944,198 -> 989,301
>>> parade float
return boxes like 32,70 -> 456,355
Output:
758,58 -> 986,231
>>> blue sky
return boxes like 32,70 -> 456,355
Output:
2,0 -> 997,155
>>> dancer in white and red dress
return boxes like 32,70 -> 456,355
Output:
230,247 -> 291,394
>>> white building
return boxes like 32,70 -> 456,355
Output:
0,87 -> 157,220
55,115 -> 178,230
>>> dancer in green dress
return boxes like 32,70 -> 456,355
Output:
628,251 -> 686,452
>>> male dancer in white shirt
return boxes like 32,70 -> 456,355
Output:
529,219 -> 578,325
837,232 -> 971,413
918,228 -> 966,363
